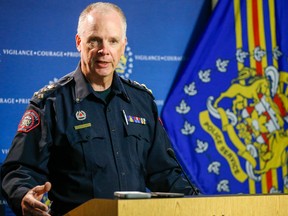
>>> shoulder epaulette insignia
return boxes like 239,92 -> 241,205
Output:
33,83 -> 57,99
120,77 -> 154,99
128,79 -> 153,93
33,75 -> 73,100
136,81 -> 153,95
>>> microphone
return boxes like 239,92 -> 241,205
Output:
167,148 -> 200,195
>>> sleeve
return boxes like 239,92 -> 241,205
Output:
1,101 -> 52,215
145,101 -> 194,195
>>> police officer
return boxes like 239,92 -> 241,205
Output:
1,2 -> 197,216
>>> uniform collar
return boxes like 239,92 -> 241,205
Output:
111,72 -> 130,102
72,64 -> 130,102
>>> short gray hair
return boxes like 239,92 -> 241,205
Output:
77,2 -> 127,40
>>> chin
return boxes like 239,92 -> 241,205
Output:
94,69 -> 114,77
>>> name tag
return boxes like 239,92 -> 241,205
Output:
74,123 -> 92,130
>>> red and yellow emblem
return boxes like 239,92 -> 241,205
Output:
18,110 -> 40,133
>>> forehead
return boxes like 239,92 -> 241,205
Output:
83,11 -> 124,36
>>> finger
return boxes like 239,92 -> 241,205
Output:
33,208 -> 51,216
22,203 -> 37,215
23,195 -> 49,212
33,182 -> 52,195
44,182 -> 52,192
23,204 -> 51,216
33,199 -> 49,212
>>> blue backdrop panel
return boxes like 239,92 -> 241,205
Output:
0,0 -> 211,215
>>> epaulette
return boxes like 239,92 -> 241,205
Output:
32,74 -> 73,102
121,77 -> 154,98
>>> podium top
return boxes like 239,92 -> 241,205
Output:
65,194 -> 288,216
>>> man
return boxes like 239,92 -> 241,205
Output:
1,2 -> 198,216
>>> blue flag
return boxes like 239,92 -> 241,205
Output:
162,0 -> 288,194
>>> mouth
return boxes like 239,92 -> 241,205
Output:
94,60 -> 110,68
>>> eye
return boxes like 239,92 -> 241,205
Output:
87,37 -> 101,48
109,38 -> 119,45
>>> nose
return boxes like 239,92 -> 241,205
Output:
97,42 -> 109,55
97,47 -> 109,55
97,49 -> 104,54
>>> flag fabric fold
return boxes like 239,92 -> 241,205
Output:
161,0 -> 288,195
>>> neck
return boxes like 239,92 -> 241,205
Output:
84,73 -> 113,91
90,80 -> 112,91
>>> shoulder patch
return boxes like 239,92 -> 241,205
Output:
121,78 -> 154,96
18,110 -> 40,132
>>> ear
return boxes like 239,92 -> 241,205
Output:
75,34 -> 81,52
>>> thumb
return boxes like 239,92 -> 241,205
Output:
33,182 -> 52,196
44,182 -> 52,192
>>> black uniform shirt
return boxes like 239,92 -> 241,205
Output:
1,65 -> 192,215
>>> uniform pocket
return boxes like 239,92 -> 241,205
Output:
124,124 -> 151,168
66,124 -> 107,170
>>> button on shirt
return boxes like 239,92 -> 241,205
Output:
1,65 -> 192,215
